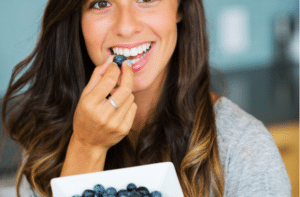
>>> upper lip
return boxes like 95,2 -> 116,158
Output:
109,41 -> 154,50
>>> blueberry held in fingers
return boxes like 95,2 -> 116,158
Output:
113,55 -> 127,68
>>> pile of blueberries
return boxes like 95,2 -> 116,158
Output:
72,183 -> 163,197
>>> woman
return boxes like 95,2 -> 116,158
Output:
1,0 -> 291,196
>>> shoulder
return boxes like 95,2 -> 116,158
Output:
213,97 -> 291,197
213,97 -> 270,150
213,97 -> 274,159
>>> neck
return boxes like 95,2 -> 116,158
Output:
131,84 -> 163,133
130,91 -> 219,139
129,72 -> 167,150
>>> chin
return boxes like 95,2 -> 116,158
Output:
132,85 -> 146,93
132,81 -> 151,93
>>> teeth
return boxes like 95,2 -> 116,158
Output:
128,58 -> 140,65
124,49 -> 130,57
111,42 -> 152,57
131,47 -> 138,56
117,48 -> 123,55
142,44 -> 147,51
137,46 -> 143,55
127,52 -> 147,65
115,48 -> 120,55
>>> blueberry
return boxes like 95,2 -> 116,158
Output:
77,183 -> 162,197
127,183 -> 137,192
118,189 -> 129,197
136,187 -> 149,196
94,184 -> 105,195
106,187 -> 117,195
150,191 -> 162,197
113,55 -> 127,68
128,191 -> 141,197
102,193 -> 109,197
82,189 -> 96,197
119,194 -> 129,197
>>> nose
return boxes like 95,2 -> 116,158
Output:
112,5 -> 144,38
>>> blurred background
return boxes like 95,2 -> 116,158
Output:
0,0 -> 299,196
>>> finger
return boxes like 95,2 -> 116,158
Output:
106,60 -> 134,109
118,102 -> 137,135
88,61 -> 121,104
97,90 -> 134,136
82,55 -> 114,97
120,60 -> 134,91
115,59 -> 130,87
99,98 -> 136,147
107,94 -> 135,128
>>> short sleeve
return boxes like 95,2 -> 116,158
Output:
224,122 -> 291,197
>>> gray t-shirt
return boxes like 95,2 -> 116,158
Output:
20,97 -> 291,196
214,97 -> 291,196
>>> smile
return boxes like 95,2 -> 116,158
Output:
109,42 -> 154,62
107,41 -> 156,73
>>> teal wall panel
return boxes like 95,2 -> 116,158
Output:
0,1 -> 47,95
204,0 -> 299,72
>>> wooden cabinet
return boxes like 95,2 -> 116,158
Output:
268,121 -> 299,197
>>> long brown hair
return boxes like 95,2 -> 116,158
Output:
1,0 -> 224,196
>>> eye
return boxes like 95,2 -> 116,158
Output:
88,0 -> 157,11
89,0 -> 112,10
137,0 -> 157,4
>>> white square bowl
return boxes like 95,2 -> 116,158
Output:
51,162 -> 184,197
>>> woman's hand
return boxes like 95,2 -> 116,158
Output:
60,56 -> 136,177
72,56 -> 137,151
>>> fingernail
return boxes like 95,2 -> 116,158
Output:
126,60 -> 132,67
113,62 -> 119,67
106,55 -> 114,63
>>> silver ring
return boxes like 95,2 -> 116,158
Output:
109,97 -> 118,109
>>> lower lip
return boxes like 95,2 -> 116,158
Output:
131,42 -> 156,73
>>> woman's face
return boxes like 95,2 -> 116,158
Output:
81,0 -> 181,92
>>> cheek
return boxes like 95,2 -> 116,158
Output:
144,9 -> 177,37
81,16 -> 110,65
81,18 -> 105,49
